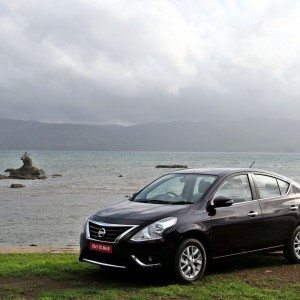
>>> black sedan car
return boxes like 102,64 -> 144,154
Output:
79,168 -> 300,282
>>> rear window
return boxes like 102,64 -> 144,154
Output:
253,174 -> 281,199
277,179 -> 290,195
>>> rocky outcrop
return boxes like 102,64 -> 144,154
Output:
155,164 -> 188,169
10,184 -> 25,188
5,152 -> 47,180
0,174 -> 9,179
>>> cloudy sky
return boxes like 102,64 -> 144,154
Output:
1,0 -> 300,125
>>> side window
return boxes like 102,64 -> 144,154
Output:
277,179 -> 290,195
192,176 -> 216,200
214,175 -> 252,203
253,174 -> 281,199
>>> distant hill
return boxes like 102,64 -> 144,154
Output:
0,118 -> 299,152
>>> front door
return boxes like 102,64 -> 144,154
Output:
209,173 -> 263,257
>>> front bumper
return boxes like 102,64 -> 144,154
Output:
79,231 -> 179,269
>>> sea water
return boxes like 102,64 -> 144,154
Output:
1,151 -> 300,246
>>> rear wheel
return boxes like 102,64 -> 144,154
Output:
283,226 -> 300,264
174,238 -> 207,283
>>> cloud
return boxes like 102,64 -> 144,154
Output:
0,0 -> 300,124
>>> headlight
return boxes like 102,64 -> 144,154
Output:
130,217 -> 177,241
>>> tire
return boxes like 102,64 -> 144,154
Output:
283,225 -> 300,264
174,238 -> 207,283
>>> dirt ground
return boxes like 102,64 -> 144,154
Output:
210,254 -> 300,289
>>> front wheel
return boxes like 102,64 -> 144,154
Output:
174,238 -> 207,283
283,225 -> 300,264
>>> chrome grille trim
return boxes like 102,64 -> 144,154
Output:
82,258 -> 126,269
86,220 -> 138,244
131,255 -> 161,267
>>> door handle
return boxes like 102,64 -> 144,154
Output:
290,205 -> 299,211
248,211 -> 258,217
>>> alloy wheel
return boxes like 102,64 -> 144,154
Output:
294,232 -> 300,259
179,245 -> 203,279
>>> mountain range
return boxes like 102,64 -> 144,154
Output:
0,118 -> 299,152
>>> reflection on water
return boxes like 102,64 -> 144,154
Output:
1,151 -> 300,246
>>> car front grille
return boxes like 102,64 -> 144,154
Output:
87,221 -> 135,243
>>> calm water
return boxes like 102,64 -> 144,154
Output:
1,151 -> 300,246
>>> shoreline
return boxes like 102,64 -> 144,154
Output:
0,245 -> 79,254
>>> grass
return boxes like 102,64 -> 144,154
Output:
0,252 -> 299,299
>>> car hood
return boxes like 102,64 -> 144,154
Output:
92,201 -> 190,222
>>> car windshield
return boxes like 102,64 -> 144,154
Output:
134,173 -> 217,204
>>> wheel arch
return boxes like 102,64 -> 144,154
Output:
179,229 -> 210,253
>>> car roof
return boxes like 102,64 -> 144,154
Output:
174,168 -> 284,177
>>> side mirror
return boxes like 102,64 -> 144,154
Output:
129,192 -> 138,201
212,196 -> 233,208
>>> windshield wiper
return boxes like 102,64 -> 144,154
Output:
135,199 -> 192,205
140,199 -> 173,204
172,201 -> 193,205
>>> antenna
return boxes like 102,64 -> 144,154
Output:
249,161 -> 255,168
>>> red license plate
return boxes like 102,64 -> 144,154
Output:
89,242 -> 112,253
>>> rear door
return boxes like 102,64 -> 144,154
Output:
209,173 -> 264,257
252,173 -> 300,248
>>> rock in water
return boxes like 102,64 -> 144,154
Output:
155,164 -> 188,169
10,184 -> 25,188
0,174 -> 9,179
5,152 -> 47,180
